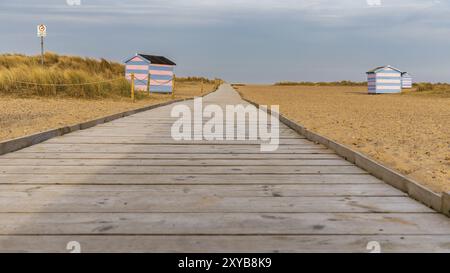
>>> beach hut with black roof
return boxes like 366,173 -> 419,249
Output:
124,53 -> 176,93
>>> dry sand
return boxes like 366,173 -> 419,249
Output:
0,81 -> 216,143
236,85 -> 450,193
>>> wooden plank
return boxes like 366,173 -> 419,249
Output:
67,121 -> 287,126
0,158 -> 352,166
0,194 -> 428,213
0,184 -> 406,197
1,235 -> 448,253
0,165 -> 367,174
78,120 -> 288,124
72,126 -> 299,132
0,152 -> 341,160
0,174 -> 382,185
62,133 -> 301,139
0,213 -> 448,235
92,125 -> 295,131
45,138 -> 314,145
94,119 -> 288,124
67,134 -> 304,139
70,124 -> 297,130
443,192 -> 450,217
112,119 -> 283,122
84,129 -> 296,135
95,124 -> 287,129
72,123 -> 293,127
18,144 -> 332,154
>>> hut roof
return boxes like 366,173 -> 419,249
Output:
138,54 -> 176,65
366,65 -> 403,74
125,54 -> 176,66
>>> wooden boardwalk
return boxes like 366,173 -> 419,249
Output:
0,84 -> 449,252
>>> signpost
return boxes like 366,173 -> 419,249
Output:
37,24 -> 47,66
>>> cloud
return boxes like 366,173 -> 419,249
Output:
1,0 -> 450,82
2,0 -> 447,24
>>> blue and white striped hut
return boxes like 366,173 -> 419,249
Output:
401,72 -> 413,89
124,53 -> 176,93
366,65 -> 403,94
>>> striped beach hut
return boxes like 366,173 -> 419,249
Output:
401,72 -> 413,89
124,54 -> 176,93
366,65 -> 403,94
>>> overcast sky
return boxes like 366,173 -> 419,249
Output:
0,0 -> 449,83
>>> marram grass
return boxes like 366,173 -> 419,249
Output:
0,52 -> 130,99
0,52 -> 223,99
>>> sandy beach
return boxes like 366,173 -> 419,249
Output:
236,85 -> 450,193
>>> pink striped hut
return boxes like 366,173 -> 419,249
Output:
124,53 -> 176,93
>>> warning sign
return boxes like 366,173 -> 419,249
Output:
37,24 -> 47,37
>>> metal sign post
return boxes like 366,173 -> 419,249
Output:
37,24 -> 47,67
40,36 -> 44,66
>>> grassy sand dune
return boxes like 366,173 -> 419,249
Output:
0,52 -> 131,98
0,52 -> 221,99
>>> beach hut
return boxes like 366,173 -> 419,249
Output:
401,72 -> 413,89
124,53 -> 176,93
366,65 -> 403,94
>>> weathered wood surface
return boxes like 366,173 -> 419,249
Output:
45,138 -> 310,145
0,184 -> 407,196
0,158 -> 353,166
0,84 -> 448,253
1,235 -> 449,253
0,174 -> 383,185
18,144 -> 332,154
0,165 -> 367,174
0,153 -> 341,159
0,213 -> 449,235
0,189 -> 429,213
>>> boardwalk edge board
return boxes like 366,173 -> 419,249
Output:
0,91 -> 215,156
238,92 -> 446,216
443,192 -> 450,217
